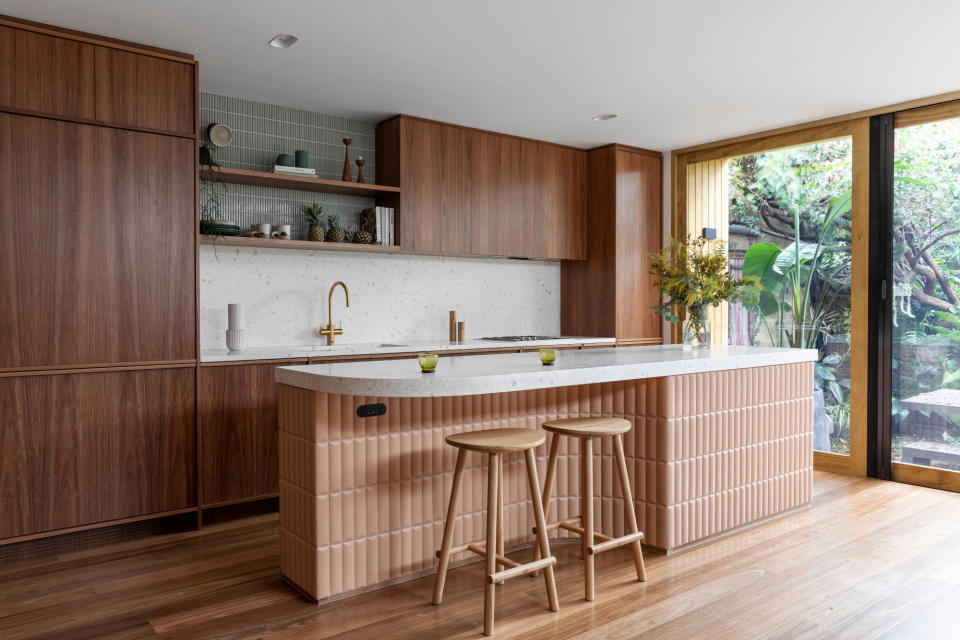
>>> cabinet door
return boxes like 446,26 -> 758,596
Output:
401,118 -> 472,254
0,368 -> 196,539
0,113 -> 196,370
540,145 -> 587,260
200,363 -> 293,505
615,150 -> 662,340
0,25 -> 96,120
94,47 -> 195,134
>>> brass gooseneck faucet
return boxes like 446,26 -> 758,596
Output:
318,281 -> 350,345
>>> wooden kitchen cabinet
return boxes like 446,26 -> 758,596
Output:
0,22 -> 195,134
199,361 -> 306,506
94,46 -> 196,135
562,144 -> 662,343
376,115 -> 587,260
0,24 -> 96,121
0,368 -> 196,539
0,113 -> 196,370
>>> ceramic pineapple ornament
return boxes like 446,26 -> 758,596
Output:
326,214 -> 346,243
300,203 -> 325,242
354,228 -> 373,244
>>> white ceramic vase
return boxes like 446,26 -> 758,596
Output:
226,329 -> 245,352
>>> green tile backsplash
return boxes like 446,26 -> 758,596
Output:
199,92 -> 378,239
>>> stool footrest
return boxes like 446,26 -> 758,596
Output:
488,556 -> 557,584
587,530 -> 645,555
541,516 -> 582,534
436,542 -> 521,570
558,520 -> 613,543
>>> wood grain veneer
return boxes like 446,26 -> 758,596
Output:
200,362 -> 304,506
0,113 -> 196,370
562,145 -> 662,341
0,24 -> 95,120
200,166 -> 401,197
94,46 -> 195,135
0,13 -> 195,61
0,368 -> 196,539
279,362 -> 813,601
376,114 -> 587,260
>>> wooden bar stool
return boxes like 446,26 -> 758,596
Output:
433,427 -> 559,637
533,417 -> 647,601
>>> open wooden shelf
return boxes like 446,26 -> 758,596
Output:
200,166 -> 401,198
200,235 -> 400,253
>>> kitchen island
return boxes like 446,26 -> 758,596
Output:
275,345 -> 817,602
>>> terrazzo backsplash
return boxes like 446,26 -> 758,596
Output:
200,245 -> 561,348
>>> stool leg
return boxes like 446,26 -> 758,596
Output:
524,448 -> 559,613
496,454 -> 505,582
432,448 -> 467,605
581,437 -> 595,601
484,453 -> 500,637
614,433 -> 646,582
531,434 -> 560,571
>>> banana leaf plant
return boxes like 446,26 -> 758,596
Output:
741,189 -> 853,400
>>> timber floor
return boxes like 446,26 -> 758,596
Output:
2,471 -> 959,639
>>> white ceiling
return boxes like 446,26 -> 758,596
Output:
4,0 -> 959,150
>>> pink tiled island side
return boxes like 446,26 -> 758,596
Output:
275,345 -> 817,602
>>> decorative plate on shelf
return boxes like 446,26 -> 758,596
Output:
207,123 -> 233,147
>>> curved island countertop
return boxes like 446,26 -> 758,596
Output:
275,344 -> 818,398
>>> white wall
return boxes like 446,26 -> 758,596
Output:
200,246 -> 561,349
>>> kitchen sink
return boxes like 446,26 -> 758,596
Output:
377,343 -> 408,348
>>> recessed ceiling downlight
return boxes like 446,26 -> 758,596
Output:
269,34 -> 298,49
592,113 -> 618,122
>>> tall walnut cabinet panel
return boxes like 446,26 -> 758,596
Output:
0,16 -> 198,544
0,113 -> 195,369
562,144 -> 663,343
376,115 -> 587,260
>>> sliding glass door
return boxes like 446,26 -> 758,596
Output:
888,106 -> 960,489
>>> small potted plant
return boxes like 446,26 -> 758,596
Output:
649,235 -> 756,349
300,203 -> 325,242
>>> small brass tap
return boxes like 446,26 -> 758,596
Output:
318,281 -> 350,345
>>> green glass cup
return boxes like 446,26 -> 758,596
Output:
418,353 -> 439,373
539,348 -> 557,366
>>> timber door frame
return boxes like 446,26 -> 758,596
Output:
672,119 -> 870,477
885,100 -> 960,493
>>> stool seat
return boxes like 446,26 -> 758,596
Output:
542,417 -> 630,438
445,428 -> 545,453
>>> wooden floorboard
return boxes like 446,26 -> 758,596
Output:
1,472 -> 959,639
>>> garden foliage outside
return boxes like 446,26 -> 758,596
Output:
728,122 -> 960,462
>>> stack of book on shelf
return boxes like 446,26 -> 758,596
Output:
363,206 -> 396,245
273,165 -> 316,177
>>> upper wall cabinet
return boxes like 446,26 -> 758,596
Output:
0,24 -> 195,135
376,115 -> 587,260
94,47 -> 195,134
0,25 -> 96,120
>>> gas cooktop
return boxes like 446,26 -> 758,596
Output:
480,336 -> 560,342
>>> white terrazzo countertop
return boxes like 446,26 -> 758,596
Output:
200,337 -> 615,363
275,345 -> 819,398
